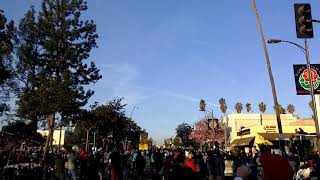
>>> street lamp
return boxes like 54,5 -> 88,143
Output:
267,39 -> 306,55
267,38 -> 320,151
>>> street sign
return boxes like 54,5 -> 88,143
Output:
139,133 -> 148,144
237,128 -> 250,136
293,64 -> 320,95
208,118 -> 219,129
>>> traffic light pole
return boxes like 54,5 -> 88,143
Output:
252,0 -> 285,152
304,38 -> 320,151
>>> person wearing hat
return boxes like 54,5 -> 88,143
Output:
258,152 -> 293,180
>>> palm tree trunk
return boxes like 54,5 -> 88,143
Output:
260,114 -> 262,125
225,113 -> 229,146
252,0 -> 284,152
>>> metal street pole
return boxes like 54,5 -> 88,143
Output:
224,114 -> 228,147
93,130 -> 96,150
268,38 -> 320,151
252,0 -> 284,152
304,38 -> 320,150
58,124 -> 62,151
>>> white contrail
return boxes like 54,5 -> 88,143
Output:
138,86 -> 220,107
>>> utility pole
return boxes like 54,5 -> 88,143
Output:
304,39 -> 320,150
252,0 -> 284,152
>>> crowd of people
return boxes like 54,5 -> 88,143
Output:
1,142 -> 320,180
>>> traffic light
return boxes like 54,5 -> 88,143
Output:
294,3 -> 313,38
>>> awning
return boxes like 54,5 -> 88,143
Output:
231,137 -> 255,146
258,133 -> 296,141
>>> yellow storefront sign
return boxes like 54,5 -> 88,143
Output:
139,143 -> 148,150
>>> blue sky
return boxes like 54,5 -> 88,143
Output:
2,0 -> 320,144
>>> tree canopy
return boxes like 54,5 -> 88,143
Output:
0,10 -> 15,116
73,98 -> 143,150
13,0 -> 102,158
190,119 -> 224,143
219,98 -> 227,114
235,102 -> 243,113
175,122 -> 193,146
258,102 -> 267,114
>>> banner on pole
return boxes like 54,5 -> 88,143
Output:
293,64 -> 320,95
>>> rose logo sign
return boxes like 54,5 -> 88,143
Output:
299,68 -> 320,91
293,64 -> 320,95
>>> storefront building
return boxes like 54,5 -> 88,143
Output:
223,114 -> 316,152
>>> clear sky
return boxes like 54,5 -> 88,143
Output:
2,0 -> 320,144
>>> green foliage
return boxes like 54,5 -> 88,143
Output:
175,122 -> 193,146
74,98 -> 142,149
13,0 -> 102,158
258,102 -> 267,113
219,98 -> 227,114
0,9 -> 14,85
16,0 -> 101,120
245,103 -> 251,113
273,104 -> 286,114
287,104 -> 295,115
0,10 -> 15,116
2,121 -> 45,144
0,103 -> 10,116
172,137 -> 181,147
235,102 -> 243,113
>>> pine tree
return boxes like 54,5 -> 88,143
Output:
15,0 -> 101,160
0,9 -> 14,85
0,9 -> 15,116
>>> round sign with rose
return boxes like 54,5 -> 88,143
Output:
298,68 -> 320,91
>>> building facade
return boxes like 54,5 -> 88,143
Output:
222,113 -> 316,152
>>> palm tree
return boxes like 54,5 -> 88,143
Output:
258,102 -> 267,125
246,103 -> 251,113
286,104 -> 295,115
258,102 -> 267,113
219,98 -> 228,145
235,103 -> 243,113
274,104 -> 286,114
219,98 -> 227,114
252,0 -> 284,152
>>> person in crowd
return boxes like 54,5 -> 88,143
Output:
135,151 -> 146,180
54,153 -> 65,180
66,150 -> 77,180
87,154 -> 99,180
131,149 -> 138,171
295,164 -> 308,180
185,151 -> 196,172
224,151 -> 235,180
207,149 -> 225,180
79,148 -> 89,180
168,148 -> 196,180
235,165 -> 252,180
312,151 -> 320,179
154,149 -> 164,175
110,147 -> 121,180
257,152 -> 293,180
121,150 -> 131,180
149,149 -> 155,172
